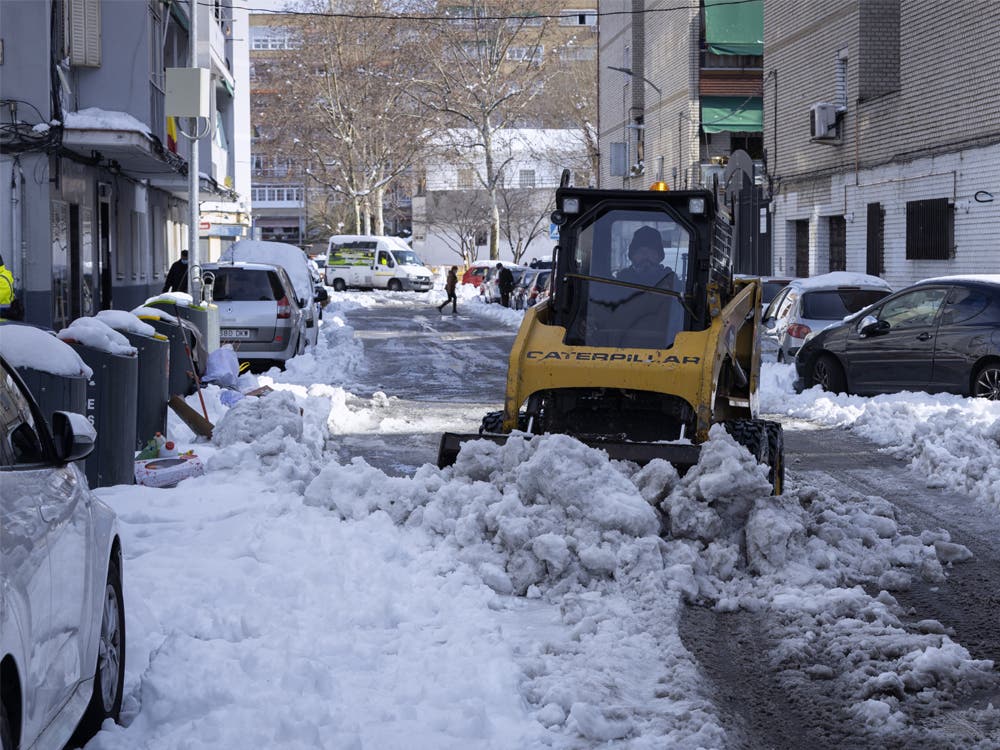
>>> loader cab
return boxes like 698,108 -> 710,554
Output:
549,188 -> 723,350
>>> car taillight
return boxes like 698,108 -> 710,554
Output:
786,323 -> 811,339
277,295 -> 292,319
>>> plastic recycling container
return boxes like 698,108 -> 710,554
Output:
1,321 -> 88,430
147,296 -> 219,354
138,312 -> 196,397
67,342 -> 138,488
117,330 -> 170,450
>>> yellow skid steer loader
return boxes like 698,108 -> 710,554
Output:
438,178 -> 783,494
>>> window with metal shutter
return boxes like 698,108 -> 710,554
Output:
905,198 -> 954,260
66,0 -> 101,67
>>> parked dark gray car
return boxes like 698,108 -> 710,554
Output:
794,275 -> 1000,399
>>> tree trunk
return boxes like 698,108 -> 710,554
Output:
353,200 -> 362,234
374,186 -> 385,236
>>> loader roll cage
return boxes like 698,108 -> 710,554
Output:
549,189 -> 728,351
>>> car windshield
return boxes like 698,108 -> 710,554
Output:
801,288 -> 890,319
210,269 -> 281,302
566,208 -> 691,349
535,271 -> 551,288
391,249 -> 424,266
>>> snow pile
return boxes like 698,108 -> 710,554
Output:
266,310 -> 366,386
64,107 -> 152,135
57,316 -> 137,356
0,323 -> 93,377
145,292 -> 197,308
131,305 -> 179,325
760,363 -> 1000,507
95,309 -> 157,337
209,389 -> 324,492
302,426 -> 993,744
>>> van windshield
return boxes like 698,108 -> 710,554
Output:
391,249 -> 424,266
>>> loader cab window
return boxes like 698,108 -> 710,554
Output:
566,209 -> 691,349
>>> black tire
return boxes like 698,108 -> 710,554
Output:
762,420 -> 785,495
72,556 -> 126,744
811,353 -> 846,394
972,362 -> 1000,400
387,279 -> 402,292
332,278 -> 347,292
480,410 -> 504,435
724,419 -> 769,466
0,702 -> 13,750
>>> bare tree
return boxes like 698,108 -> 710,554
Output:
426,190 -> 491,267
497,186 -> 553,264
280,0 -> 435,235
413,0 -> 566,260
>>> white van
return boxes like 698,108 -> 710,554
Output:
325,235 -> 433,292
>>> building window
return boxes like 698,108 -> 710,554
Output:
457,168 -> 477,190
518,170 -> 536,189
828,216 -> 846,272
610,142 -> 628,176
250,26 -> 299,50
906,199 -> 954,260
506,45 -> 543,63
866,202 -> 885,276
560,46 -> 597,61
560,10 -> 597,26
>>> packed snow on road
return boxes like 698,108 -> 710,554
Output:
85,289 -> 1000,749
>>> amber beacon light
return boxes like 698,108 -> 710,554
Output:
649,181 -> 670,191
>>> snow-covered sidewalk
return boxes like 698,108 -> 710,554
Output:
87,294 -> 999,749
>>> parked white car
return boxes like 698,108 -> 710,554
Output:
325,235 -> 433,292
0,354 -> 125,750
761,272 -> 893,362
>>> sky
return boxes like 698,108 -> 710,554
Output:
5,283 -> 1000,748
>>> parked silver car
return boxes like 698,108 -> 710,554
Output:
0,355 -> 125,749
203,261 -> 308,371
761,272 -> 893,362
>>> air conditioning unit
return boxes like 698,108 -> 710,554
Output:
809,102 -> 840,140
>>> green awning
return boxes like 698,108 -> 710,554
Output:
700,96 -> 762,133
704,0 -> 763,56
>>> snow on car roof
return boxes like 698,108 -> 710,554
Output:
790,272 -> 892,291
916,274 -> 1000,286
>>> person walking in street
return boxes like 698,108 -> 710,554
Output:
163,250 -> 189,293
497,262 -> 515,308
438,265 -> 459,314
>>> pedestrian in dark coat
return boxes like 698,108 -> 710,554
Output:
438,266 -> 459,314
163,250 -> 189,293
497,263 -> 515,308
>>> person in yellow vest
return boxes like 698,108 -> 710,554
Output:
0,254 -> 15,306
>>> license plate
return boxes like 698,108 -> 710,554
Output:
221,328 -> 251,339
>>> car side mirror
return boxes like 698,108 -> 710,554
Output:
297,297 -> 307,308
858,315 -> 889,337
314,286 -> 329,302
51,410 -> 96,463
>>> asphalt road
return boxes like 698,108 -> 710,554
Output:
333,300 -> 1000,748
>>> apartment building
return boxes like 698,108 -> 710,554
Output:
0,0 -> 250,329
764,1 -> 1000,288
598,0 -> 763,190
